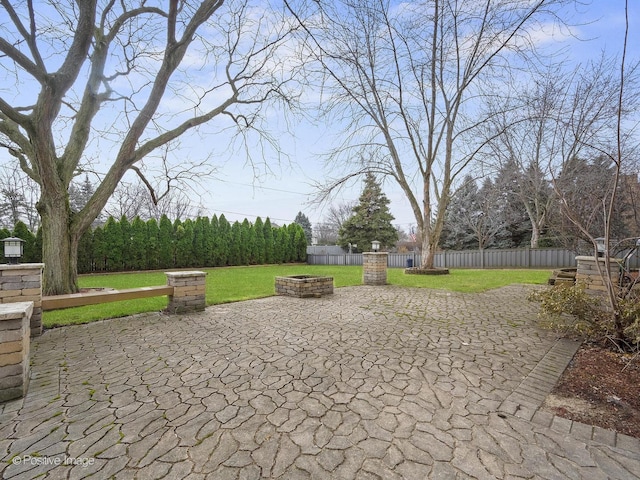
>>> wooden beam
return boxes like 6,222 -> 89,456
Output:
42,286 -> 174,311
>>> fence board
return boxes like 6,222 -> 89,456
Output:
307,248 -> 580,269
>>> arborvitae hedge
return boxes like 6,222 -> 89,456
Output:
75,215 -> 307,274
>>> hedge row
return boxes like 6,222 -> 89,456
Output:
79,214 -> 308,273
1,215 -> 308,273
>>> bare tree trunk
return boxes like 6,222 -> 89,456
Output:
421,235 -> 437,269
38,199 -> 79,295
530,222 -> 540,249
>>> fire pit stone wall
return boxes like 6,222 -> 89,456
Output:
275,275 -> 334,298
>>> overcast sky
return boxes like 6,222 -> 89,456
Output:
1,1 -> 637,233
191,1 -> 639,233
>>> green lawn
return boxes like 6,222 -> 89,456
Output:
42,265 -> 549,328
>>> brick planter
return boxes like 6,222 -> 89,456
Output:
275,275 -> 334,298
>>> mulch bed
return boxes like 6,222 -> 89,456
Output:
547,344 -> 640,438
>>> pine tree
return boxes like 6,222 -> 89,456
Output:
294,211 -> 312,244
339,173 -> 398,251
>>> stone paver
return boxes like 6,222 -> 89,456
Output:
1,284 -> 639,479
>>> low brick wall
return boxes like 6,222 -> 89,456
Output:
575,256 -> 619,296
0,264 -> 44,336
275,275 -> 334,298
165,271 -> 207,313
0,301 -> 33,402
363,252 -> 388,286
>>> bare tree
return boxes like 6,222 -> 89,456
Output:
545,1 -> 640,343
0,162 -> 40,231
285,0 -> 574,269
485,57 -> 636,248
0,0 -> 301,294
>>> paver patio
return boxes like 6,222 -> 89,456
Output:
1,284 -> 639,479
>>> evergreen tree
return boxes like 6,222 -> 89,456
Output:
103,216 -> 123,271
240,218 -> 252,265
130,216 -> 147,270
210,214 -> 221,266
253,217 -> 266,265
294,225 -> 307,261
339,173 -> 398,251
92,226 -> 106,271
69,174 -> 95,213
294,211 -> 312,244
287,223 -> 298,262
175,219 -> 194,267
76,228 -> 93,273
158,215 -> 174,269
199,217 -> 214,267
263,217 -> 274,264
119,215 -> 132,270
146,218 -> 160,270
274,226 -> 286,263
492,160 -> 532,248
440,176 -> 480,250
229,221 -> 242,265
217,215 -> 232,266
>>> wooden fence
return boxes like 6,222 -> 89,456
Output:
307,248 -> 592,269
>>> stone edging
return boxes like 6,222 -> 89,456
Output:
498,337 -> 640,452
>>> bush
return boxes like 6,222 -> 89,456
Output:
529,284 -> 609,338
529,283 -> 640,350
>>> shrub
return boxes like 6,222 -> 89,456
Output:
529,283 -> 640,350
529,284 -> 609,338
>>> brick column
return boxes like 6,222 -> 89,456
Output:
363,252 -> 388,286
0,263 -> 44,337
575,256 -> 619,297
165,271 -> 207,313
0,301 -> 33,402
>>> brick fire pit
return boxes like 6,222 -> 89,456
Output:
275,275 -> 334,298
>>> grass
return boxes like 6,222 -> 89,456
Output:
42,264 -> 549,328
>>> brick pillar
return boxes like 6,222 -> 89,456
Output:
0,263 -> 44,337
363,252 -> 388,286
575,256 -> 619,296
0,301 -> 33,402
165,271 -> 207,313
